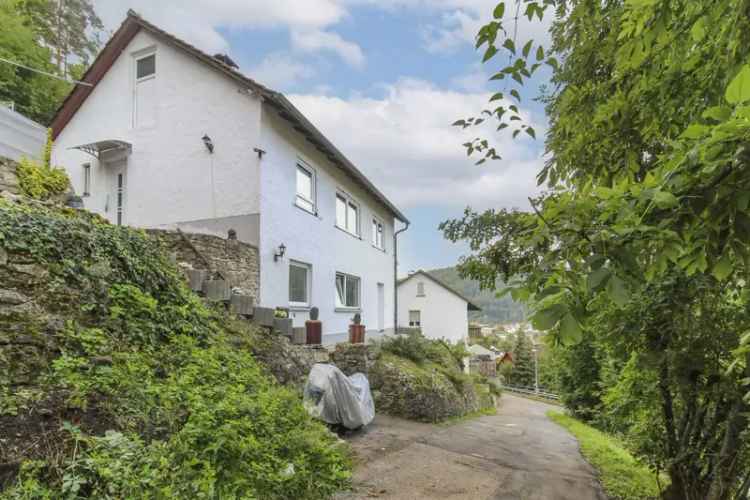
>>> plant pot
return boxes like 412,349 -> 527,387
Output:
274,317 -> 293,337
306,320 -> 322,345
229,293 -> 254,316
348,324 -> 365,344
202,279 -> 231,301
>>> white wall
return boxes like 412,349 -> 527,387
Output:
398,273 -> 469,344
52,30 -> 263,239
259,109 -> 396,341
0,106 -> 46,162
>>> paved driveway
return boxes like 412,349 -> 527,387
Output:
337,393 -> 606,500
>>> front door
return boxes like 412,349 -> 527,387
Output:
108,162 -> 126,226
377,283 -> 385,332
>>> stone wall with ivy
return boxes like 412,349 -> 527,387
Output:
0,157 -> 20,194
148,229 -> 259,302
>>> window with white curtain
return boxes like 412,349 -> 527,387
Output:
372,218 -> 384,249
335,272 -> 360,309
289,261 -> 311,307
335,192 -> 359,236
409,310 -> 421,327
295,163 -> 315,213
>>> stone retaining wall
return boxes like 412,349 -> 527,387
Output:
148,229 -> 259,302
329,343 -> 378,376
0,157 -> 20,194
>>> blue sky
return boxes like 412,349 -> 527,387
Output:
96,0 -> 551,273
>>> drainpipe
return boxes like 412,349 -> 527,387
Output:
393,220 -> 410,334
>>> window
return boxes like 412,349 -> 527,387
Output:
372,218 -> 384,250
417,282 -> 425,297
335,192 -> 359,236
289,261 -> 311,307
409,310 -> 421,327
136,54 -> 156,79
134,52 -> 156,127
116,173 -> 124,226
335,272 -> 360,309
82,163 -> 91,196
295,163 -> 315,213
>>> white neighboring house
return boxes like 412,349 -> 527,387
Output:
397,270 -> 481,344
0,105 -> 46,162
50,10 -> 409,342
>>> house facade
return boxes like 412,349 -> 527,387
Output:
397,270 -> 480,344
50,11 -> 408,341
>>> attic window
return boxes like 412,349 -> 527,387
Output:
136,54 -> 155,79
417,282 -> 425,297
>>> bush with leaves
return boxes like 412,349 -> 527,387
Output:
0,198 -> 350,498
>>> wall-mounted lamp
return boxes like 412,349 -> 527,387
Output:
202,134 -> 214,153
274,243 -> 286,262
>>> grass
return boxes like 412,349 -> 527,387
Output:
547,411 -> 666,500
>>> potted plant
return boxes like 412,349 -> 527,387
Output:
348,313 -> 365,344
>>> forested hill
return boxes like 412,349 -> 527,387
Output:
427,266 -> 526,324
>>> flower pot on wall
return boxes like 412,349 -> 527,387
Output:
273,317 -> 293,337
305,320 -> 322,345
349,324 -> 365,344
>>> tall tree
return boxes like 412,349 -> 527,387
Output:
19,0 -> 103,77
0,0 -> 69,124
443,0 -> 750,497
510,329 -> 534,387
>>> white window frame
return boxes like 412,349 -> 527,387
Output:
295,161 -> 316,214
335,191 -> 360,237
82,163 -> 91,196
372,217 -> 385,250
335,272 -> 361,310
132,50 -> 156,129
417,282 -> 426,297
135,52 -> 156,82
409,310 -> 421,327
289,260 -> 312,308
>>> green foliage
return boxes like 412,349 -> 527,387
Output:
443,0 -> 750,496
0,200 -> 351,498
509,329 -> 534,387
16,156 -> 69,200
548,412 -> 666,500
0,1 -> 72,124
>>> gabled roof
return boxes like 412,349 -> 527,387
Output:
398,270 -> 481,311
51,10 -> 408,224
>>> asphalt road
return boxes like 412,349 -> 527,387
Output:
337,393 -> 607,500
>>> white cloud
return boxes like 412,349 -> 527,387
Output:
289,78 -> 544,210
247,53 -> 315,89
290,30 -> 365,68
93,0 -> 362,65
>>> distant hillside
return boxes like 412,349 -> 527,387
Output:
427,266 -> 526,324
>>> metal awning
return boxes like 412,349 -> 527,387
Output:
70,140 -> 131,159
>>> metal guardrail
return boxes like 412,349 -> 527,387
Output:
500,384 -> 561,401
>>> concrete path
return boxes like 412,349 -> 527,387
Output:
337,394 -> 607,500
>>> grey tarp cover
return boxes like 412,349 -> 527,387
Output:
303,363 -> 375,429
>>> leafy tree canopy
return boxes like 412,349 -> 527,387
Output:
442,0 -> 750,497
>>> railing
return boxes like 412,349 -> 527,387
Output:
500,384 -> 561,401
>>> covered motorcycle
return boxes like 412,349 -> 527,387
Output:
303,363 -> 375,429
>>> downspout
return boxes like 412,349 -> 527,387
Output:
393,220 -> 410,334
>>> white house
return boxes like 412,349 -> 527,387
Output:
397,270 -> 480,344
50,11 -> 409,343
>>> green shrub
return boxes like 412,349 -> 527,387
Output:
548,412 -> 666,500
16,156 -> 69,200
0,200 -> 351,498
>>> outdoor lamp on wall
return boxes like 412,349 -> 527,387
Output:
274,243 -> 286,262
202,134 -> 214,153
